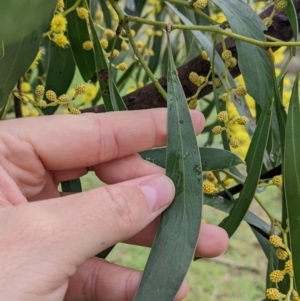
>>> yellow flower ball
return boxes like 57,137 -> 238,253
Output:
51,14 -> 67,33
203,182 -> 216,194
212,126 -> 224,135
77,7 -> 89,20
95,10 -> 103,20
35,85 -> 44,97
269,270 -> 284,283
118,63 -> 128,71
136,41 -> 144,48
188,99 -> 197,110
46,90 -> 57,102
105,29 -> 115,39
193,0 -> 208,10
276,248 -> 288,260
52,33 -> 70,48
100,38 -> 109,49
121,41 -> 129,51
74,83 -> 85,95
221,50 -> 232,61
111,49 -> 120,58
217,111 -> 228,123
272,175 -> 282,187
285,260 -> 294,277
21,82 -> 31,93
269,235 -> 283,248
265,288 -> 281,300
83,41 -> 93,50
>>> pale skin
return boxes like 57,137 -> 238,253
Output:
0,108 -> 228,301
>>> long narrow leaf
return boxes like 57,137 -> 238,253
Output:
286,0 -> 298,45
89,15 -> 127,111
65,0 -> 96,82
0,0 -> 56,43
204,195 -> 274,238
0,40 -> 4,58
0,26 -> 44,111
61,179 -> 82,193
42,41 -> 76,115
283,72 -> 300,291
133,33 -> 202,301
219,95 -> 273,237
166,3 -> 256,138
124,0 -> 147,16
98,0 -> 112,28
140,147 -> 243,171
212,0 -> 273,108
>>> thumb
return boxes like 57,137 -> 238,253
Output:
2,174 -> 175,268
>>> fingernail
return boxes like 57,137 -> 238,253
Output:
190,111 -> 205,134
139,175 -> 175,212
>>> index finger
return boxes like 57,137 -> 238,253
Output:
8,108 -> 205,170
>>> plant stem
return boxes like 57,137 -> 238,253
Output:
222,170 -> 275,220
123,21 -> 167,100
171,24 -> 300,47
125,15 -> 165,27
163,0 -> 218,25
222,169 -> 245,184
64,0 -> 81,16
254,195 -> 275,222
123,14 -> 300,48
109,0 -> 168,101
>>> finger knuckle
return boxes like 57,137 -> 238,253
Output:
102,186 -> 142,234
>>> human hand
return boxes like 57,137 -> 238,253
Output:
0,109 -> 228,301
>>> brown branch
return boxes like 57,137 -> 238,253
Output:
83,0 -> 300,113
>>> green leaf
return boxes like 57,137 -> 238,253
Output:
0,40 -> 4,58
133,34 -> 203,301
283,71 -> 300,292
204,195 -> 273,238
140,147 -> 243,171
96,245 -> 115,259
275,71 -> 288,294
108,38 -> 128,111
65,0 -> 96,82
89,15 -> 127,111
201,100 -> 215,119
219,95 -> 273,237
42,41 -> 76,115
167,3 -> 256,140
98,0 -> 112,28
0,26 -> 44,112
176,6 -> 201,62
124,0 -> 147,16
286,0 -> 298,44
212,0 -> 273,108
252,228 -> 279,295
117,62 -> 137,89
273,67 -> 287,163
251,226 -> 276,263
147,33 -> 163,74
273,67 -> 287,158
61,178 -> 82,193
0,0 -> 56,43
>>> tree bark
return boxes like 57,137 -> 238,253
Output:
83,0 -> 300,113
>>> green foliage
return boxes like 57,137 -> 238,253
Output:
213,0 -> 273,108
0,0 -> 56,43
65,0 -> 96,81
1,0 -> 300,299
283,72 -> 300,292
134,35 -> 203,300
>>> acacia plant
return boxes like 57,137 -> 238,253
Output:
1,0 -> 300,300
